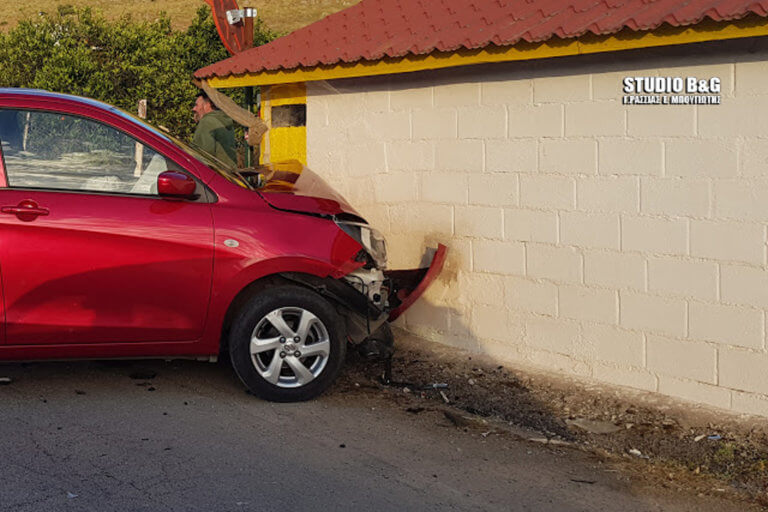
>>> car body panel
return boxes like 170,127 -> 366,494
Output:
0,189 -> 214,345
256,161 -> 362,218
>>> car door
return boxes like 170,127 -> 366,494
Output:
0,107 -> 214,345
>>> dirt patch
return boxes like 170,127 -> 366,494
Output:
3,0 -> 358,33
337,332 -> 768,508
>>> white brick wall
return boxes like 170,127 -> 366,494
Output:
305,39 -> 768,417
599,139 -> 663,176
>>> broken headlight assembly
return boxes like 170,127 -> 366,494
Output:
336,221 -> 388,269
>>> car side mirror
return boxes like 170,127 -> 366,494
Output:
157,171 -> 197,199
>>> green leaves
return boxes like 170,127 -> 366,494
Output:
0,7 -> 275,139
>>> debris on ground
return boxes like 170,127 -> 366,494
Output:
443,410 -> 487,429
443,410 -> 473,428
570,478 -> 596,485
528,437 -> 573,447
338,335 -> 768,507
566,418 -> 623,435
422,383 -> 448,390
129,370 -> 157,380
0,377 -> 12,385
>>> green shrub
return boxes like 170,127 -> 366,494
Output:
0,6 -> 275,139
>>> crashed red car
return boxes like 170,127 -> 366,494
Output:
0,88 -> 445,401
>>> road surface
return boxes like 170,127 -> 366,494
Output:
0,358 -> 751,511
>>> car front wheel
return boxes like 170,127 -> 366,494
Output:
229,285 -> 346,402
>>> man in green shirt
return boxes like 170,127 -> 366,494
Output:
192,92 -> 237,167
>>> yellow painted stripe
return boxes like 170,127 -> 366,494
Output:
259,91 -> 270,163
207,16 -> 768,88
269,82 -> 307,106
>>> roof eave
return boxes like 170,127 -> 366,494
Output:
204,15 -> 768,89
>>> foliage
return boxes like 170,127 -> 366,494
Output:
0,6 -> 276,139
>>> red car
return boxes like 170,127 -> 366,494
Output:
0,88 -> 445,401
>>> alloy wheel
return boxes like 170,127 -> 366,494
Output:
249,307 -> 331,388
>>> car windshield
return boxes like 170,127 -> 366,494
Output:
112,107 -> 253,190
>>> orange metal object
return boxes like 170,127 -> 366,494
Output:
204,0 -> 250,55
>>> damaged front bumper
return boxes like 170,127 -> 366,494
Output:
383,244 -> 447,322
283,244 -> 447,349
340,243 -> 448,340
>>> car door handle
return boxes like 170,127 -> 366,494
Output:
1,200 -> 49,218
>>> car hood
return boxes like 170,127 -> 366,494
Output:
255,161 -> 363,219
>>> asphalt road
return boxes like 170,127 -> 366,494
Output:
0,358 -> 750,511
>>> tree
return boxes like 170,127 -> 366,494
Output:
0,6 -> 276,138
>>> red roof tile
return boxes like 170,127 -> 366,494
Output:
196,0 -> 768,78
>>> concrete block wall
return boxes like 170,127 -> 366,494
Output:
305,39 -> 768,417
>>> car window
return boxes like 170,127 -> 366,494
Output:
0,109 -> 183,195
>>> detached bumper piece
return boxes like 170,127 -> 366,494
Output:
384,244 -> 448,322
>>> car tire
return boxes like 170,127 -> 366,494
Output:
229,284 -> 346,402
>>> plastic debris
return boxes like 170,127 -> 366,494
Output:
628,448 -> 648,459
422,383 -> 448,390
708,435 -> 722,441
0,377 -> 12,385
66,492 -> 78,499
439,391 -> 450,404
528,437 -> 573,447
694,434 -> 706,442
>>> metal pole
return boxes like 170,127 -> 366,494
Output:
243,8 -> 255,167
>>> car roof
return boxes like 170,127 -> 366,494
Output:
0,87 -> 121,113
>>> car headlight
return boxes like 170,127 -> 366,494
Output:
336,221 -> 387,269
